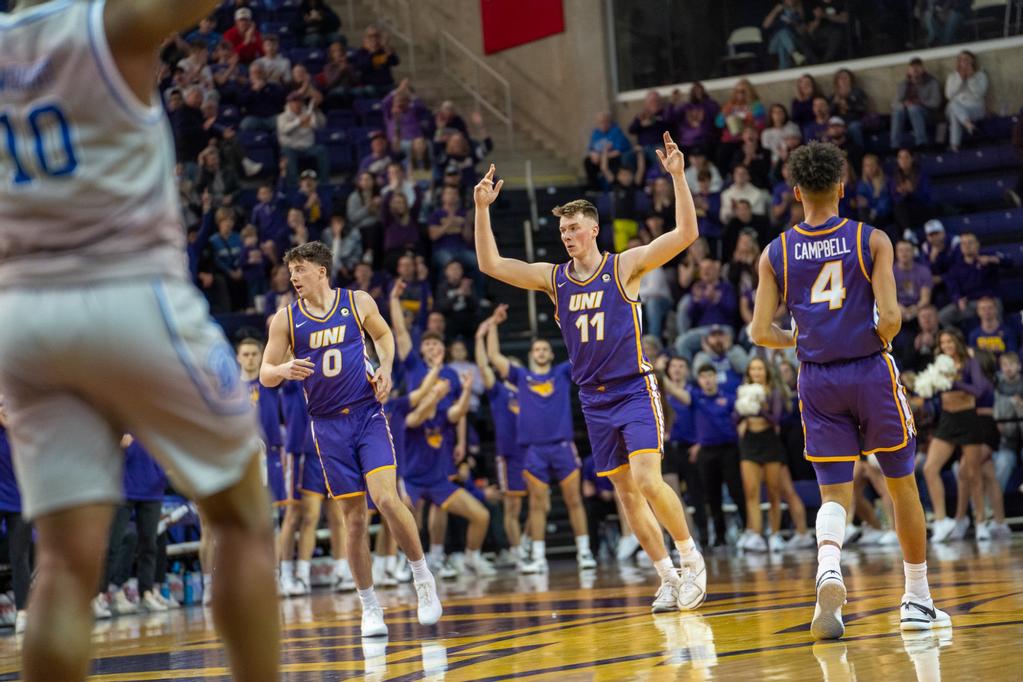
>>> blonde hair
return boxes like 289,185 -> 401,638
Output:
552,199 -> 598,223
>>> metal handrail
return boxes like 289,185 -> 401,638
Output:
438,29 -> 515,151
370,0 -> 416,78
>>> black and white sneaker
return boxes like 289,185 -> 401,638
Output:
810,569 -> 847,640
900,595 -> 952,631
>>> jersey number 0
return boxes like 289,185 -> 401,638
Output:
0,104 -> 79,185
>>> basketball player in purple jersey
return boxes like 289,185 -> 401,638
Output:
750,141 -> 951,639
260,242 -> 441,637
474,132 -> 707,611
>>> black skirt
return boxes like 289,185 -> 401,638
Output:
977,414 -> 1001,451
933,408 -> 983,446
739,428 -> 786,464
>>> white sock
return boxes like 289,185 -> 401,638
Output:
384,554 -> 397,574
904,561 -> 930,601
334,559 -> 348,579
654,557 -> 677,583
281,560 -> 294,579
358,586 -> 379,611
815,501 -> 846,579
532,541 -> 546,562
575,535 -> 591,554
410,557 -> 432,583
296,560 -> 311,583
675,537 -> 701,566
429,544 -> 444,561
202,574 -> 212,591
372,555 -> 384,572
466,548 -> 481,563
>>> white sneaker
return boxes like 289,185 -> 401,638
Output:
810,569 -> 847,640
519,557 -> 548,574
333,574 -> 357,592
392,554 -> 412,583
495,549 -> 518,568
92,595 -> 112,619
157,591 -> 180,609
288,577 -> 311,597
278,572 -> 296,597
241,158 -> 264,177
616,534 -> 640,562
744,532 -> 768,553
858,527 -> 885,545
736,530 -> 752,550
110,590 -> 139,615
465,554 -> 497,577
142,590 -> 168,612
787,532 -> 816,549
414,577 -> 443,626
651,577 -> 679,613
373,561 -> 398,587
878,530 -> 900,545
202,581 -> 213,606
900,595 -> 952,631
768,534 -> 786,552
948,517 -> 969,541
930,517 -> 957,543
15,610 -> 26,634
844,524 -> 863,544
428,557 -> 458,581
989,521 -> 1012,539
975,521 -> 991,542
678,561 -> 707,610
577,550 -> 597,571
361,606 -> 388,637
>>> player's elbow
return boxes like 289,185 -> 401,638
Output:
749,322 -> 770,347
259,365 -> 281,388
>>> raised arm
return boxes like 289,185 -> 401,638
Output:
618,132 -> 699,284
474,165 -> 556,292
447,372 -> 474,424
409,364 -> 442,409
486,304 -> 512,379
475,318 -> 497,390
662,376 -> 692,405
260,309 -> 315,387
389,280 -> 413,361
405,382 -> 445,429
869,229 -> 901,347
354,290 -> 393,402
749,250 -> 796,349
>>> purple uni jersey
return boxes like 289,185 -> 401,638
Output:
288,289 -> 375,417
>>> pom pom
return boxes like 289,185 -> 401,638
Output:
736,383 -> 766,416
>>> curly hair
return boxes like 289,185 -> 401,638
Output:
788,141 -> 845,194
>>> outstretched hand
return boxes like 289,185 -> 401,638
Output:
655,131 -> 685,176
473,164 -> 504,207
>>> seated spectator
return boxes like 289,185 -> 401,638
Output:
676,102 -> 717,153
353,24 -> 399,98
629,90 -> 673,167
294,0 -> 342,48
318,40 -> 360,106
970,297 -> 1019,357
288,63 -> 324,108
294,170 -> 329,236
649,176 -> 676,225
829,68 -> 869,148
714,79 -> 765,171
584,111 -> 631,191
251,182 -> 287,259
435,261 -> 478,341
216,0 -> 257,33
724,229 -> 760,328
945,50 -> 988,152
277,92 -> 329,186
381,192 -> 422,271
428,185 -> 474,272
253,34 -> 291,85
434,123 -> 493,194
185,15 -> 222,52
693,327 -> 746,393
762,0 -> 810,70
729,127 -> 772,189
771,160 -> 796,228
238,63 -> 286,131
328,213 -> 363,284
894,240 -> 932,323
890,148 -> 933,237
223,7 -> 263,64
720,166 -> 769,224
432,101 -> 470,152
890,57 -> 942,149
209,40 -> 248,92
693,172 -> 723,250
801,96 -> 831,142
807,0 -> 850,63
761,103 -> 801,164
724,200 -> 770,257
768,124 -> 804,185
209,209 -> 245,310
384,79 -> 430,155
406,136 -> 434,187
286,206 -> 310,248
196,146 -> 240,207
239,224 -> 269,309
790,73 -> 820,128
922,0 -> 970,46
675,259 -> 738,359
601,163 -> 648,250
381,161 -> 419,209
177,38 -> 213,95
621,236 -> 671,339
684,148 -> 723,194
393,254 -> 432,329
347,171 -> 382,260
908,304 -> 940,371
359,130 -> 397,181
823,116 -> 863,173
939,232 -> 1007,326
920,219 -> 960,305
855,154 -> 893,231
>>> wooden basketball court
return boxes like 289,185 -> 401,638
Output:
1,539 -> 1021,680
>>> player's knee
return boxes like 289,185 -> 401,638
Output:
374,493 -> 401,516
633,473 -> 661,499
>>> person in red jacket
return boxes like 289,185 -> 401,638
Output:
224,7 -> 264,64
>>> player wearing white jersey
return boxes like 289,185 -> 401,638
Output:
0,2 -> 278,680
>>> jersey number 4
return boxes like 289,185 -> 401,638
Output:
0,105 -> 79,185
810,261 -> 846,310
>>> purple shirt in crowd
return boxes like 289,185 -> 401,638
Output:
893,262 -> 932,307
687,279 -> 737,328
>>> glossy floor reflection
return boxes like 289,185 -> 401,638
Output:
1,538 -> 1022,680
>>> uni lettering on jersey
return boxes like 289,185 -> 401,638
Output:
309,325 -> 347,349
568,291 -> 604,312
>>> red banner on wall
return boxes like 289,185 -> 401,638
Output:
480,0 -> 565,55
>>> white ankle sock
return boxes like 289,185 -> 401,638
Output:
576,535 -> 591,554
654,557 -> 677,582
675,537 -> 701,565
358,587 -> 379,611
904,561 -> 930,601
296,560 -> 310,582
429,544 -> 444,561
532,541 -> 545,562
815,501 -> 846,579
281,560 -> 293,578
467,549 -> 481,563
410,557 -> 432,583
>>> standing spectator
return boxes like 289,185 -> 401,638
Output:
945,50 -> 988,152
719,165 -> 769,224
327,213 -> 363,284
584,112 -> 631,190
238,63 -> 286,132
0,400 -> 30,633
383,79 -> 430,155
890,57 -> 942,149
761,103 -> 801,163
762,0 -> 809,70
347,171 -> 382,262
116,436 -> 168,613
890,148 -> 934,237
790,73 -> 820,128
855,154 -> 893,230
939,232 -> 1006,326
829,68 -> 869,148
659,357 -> 708,545
253,34 -> 291,85
210,209 -> 245,310
675,259 -> 738,357
801,95 -> 831,141
294,0 -> 342,47
319,41 -> 360,105
277,92 -> 328,186
436,261 -> 478,341
893,239 -> 932,323
353,24 -> 399,98
239,224 -> 269,308
714,79 -> 766,172
970,297 -> 1019,357
222,7 -> 264,64
807,0 -> 850,63
628,90 -> 673,167
922,0 -> 971,46
428,186 -> 473,272
380,192 -> 422,270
